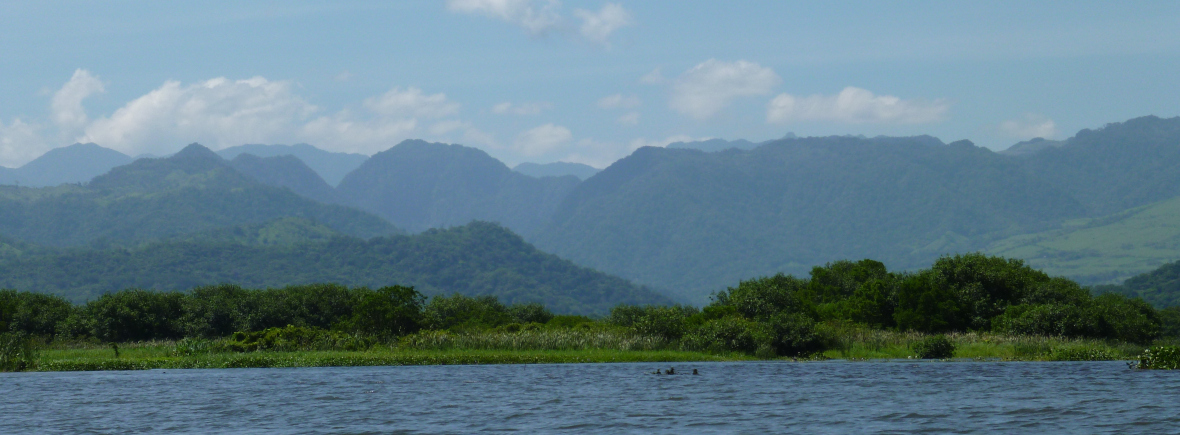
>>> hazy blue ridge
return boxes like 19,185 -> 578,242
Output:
337,139 -> 580,235
0,143 -> 398,247
216,143 -> 368,186
0,143 -> 131,187
513,161 -> 600,180
0,221 -> 673,314
228,154 -> 342,205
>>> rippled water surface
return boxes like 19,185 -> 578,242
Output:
2,361 -> 1179,433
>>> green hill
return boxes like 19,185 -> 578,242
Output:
0,144 -> 397,247
0,221 -> 672,314
532,136 -> 1082,304
1093,260 -> 1180,308
988,195 -> 1180,284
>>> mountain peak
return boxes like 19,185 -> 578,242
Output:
172,143 -> 222,161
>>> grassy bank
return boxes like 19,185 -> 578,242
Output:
32,342 -> 738,372
15,329 -> 1167,373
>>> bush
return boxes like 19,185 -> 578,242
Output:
0,332 -> 37,371
423,294 -> 513,331
713,274 -> 813,320
1135,346 -> 1180,370
912,335 -> 955,359
0,290 -> 74,338
764,313 -> 825,357
992,304 -> 1094,337
1089,294 -> 1160,344
509,303 -> 553,324
82,289 -> 185,342
682,317 -> 766,354
343,286 -> 424,337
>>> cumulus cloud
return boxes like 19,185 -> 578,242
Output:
0,119 -> 48,168
766,87 -> 949,124
670,59 -> 779,119
617,112 -> 639,125
629,134 -> 702,150
445,0 -> 562,35
597,93 -> 641,109
492,101 -> 552,115
514,123 -> 572,156
575,3 -> 632,45
51,69 -> 104,133
80,77 -> 316,156
999,114 -> 1057,139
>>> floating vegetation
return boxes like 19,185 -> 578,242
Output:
1132,346 -> 1180,369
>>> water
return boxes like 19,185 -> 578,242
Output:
2,361 -> 1178,434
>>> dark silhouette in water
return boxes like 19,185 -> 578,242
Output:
693,369 -> 698,375
667,367 -> 675,375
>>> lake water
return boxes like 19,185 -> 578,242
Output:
2,360 -> 1178,433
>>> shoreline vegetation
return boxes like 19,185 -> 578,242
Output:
4,253 -> 1180,372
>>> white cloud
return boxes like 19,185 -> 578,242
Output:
492,101 -> 552,115
446,0 -> 562,35
514,123 -> 572,156
629,134 -> 701,150
766,87 -> 949,124
670,59 -> 779,119
81,77 -> 317,156
363,87 -> 459,119
640,68 -> 665,85
999,114 -> 1057,139
617,112 -> 640,125
0,119 -> 48,168
334,71 -> 353,82
597,93 -> 641,109
574,3 -> 632,46
51,69 -> 104,133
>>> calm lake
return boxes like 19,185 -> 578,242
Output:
2,360 -> 1178,433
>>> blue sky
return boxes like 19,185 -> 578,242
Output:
2,1 -> 1179,168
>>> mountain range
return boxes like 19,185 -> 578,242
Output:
5,115 -> 1180,307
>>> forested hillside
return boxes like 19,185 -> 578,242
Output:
1094,260 -> 1180,308
0,221 -> 671,314
337,140 -> 580,235
532,136 -> 1084,303
0,144 -> 396,247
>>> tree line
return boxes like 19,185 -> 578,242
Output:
2,254 -> 1177,358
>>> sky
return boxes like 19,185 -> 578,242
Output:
2,1 -> 1179,168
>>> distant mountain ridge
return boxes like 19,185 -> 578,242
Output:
337,140 -> 580,235
0,143 -> 131,187
513,161 -> 600,180
216,143 -> 368,186
0,143 -> 397,248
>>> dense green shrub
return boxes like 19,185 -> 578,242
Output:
423,294 -> 513,331
509,303 -> 554,324
342,286 -> 424,337
82,289 -> 185,342
682,317 -> 765,354
992,304 -> 1094,337
912,335 -> 955,359
178,284 -> 254,338
1088,293 -> 1160,344
0,332 -> 37,371
713,274 -> 813,320
764,313 -> 825,356
0,290 -> 74,337
1159,307 -> 1180,339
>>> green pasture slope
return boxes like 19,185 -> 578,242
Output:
988,195 -> 1180,285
